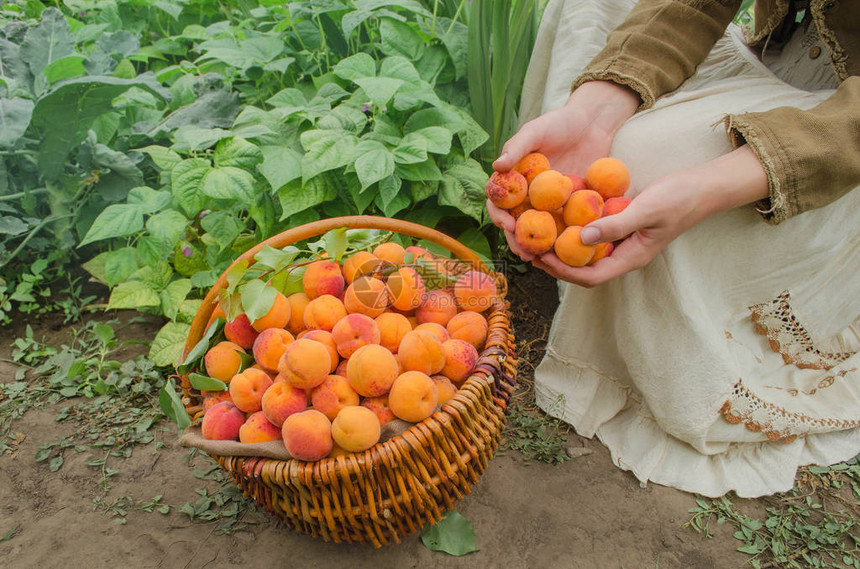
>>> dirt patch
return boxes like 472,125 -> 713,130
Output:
0,269 -> 750,569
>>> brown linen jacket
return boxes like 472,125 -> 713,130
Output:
572,0 -> 860,224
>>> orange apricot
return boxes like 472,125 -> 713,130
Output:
282,409 -> 333,461
343,276 -> 390,318
285,292 -> 311,335
584,157 -> 630,199
297,329 -> 339,373
440,339 -> 479,384
361,395 -> 397,426
386,267 -> 426,312
303,294 -> 347,332
372,242 -> 406,266
277,338 -> 332,389
229,367 -> 273,413
331,405 -> 381,452
514,209 -> 558,256
398,330 -> 445,376
563,189 -> 604,227
485,170 -> 528,209
513,152 -> 551,185
509,194 -> 533,219
224,313 -> 258,350
311,374 -> 360,421
446,311 -> 488,350
261,380 -> 307,427
250,290 -> 291,332
375,312 -> 413,353
453,270 -> 496,313
346,344 -> 400,397
342,251 -> 380,285
388,371 -> 439,423
431,375 -> 458,405
239,411 -> 282,443
251,328 -> 294,372
415,289 -> 458,326
413,322 -> 450,344
204,341 -> 246,383
603,196 -> 632,216
201,401 -> 245,441
554,226 -> 597,267
564,173 -> 588,191
587,242 -> 614,265
528,170 -> 574,211
302,260 -> 345,299
331,313 -> 381,359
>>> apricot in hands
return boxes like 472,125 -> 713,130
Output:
485,170 -> 528,209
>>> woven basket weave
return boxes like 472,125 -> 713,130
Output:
178,216 -> 517,547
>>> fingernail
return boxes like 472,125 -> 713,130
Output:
497,153 -> 508,163
580,226 -> 600,245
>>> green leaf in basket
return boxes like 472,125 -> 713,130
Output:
188,373 -> 227,392
323,227 -> 349,262
159,377 -> 191,431
420,511 -> 478,556
224,259 -> 250,294
177,317 -> 224,375
240,279 -> 278,324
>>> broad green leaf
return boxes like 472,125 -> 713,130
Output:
81,251 -> 109,285
420,511 -> 478,556
0,98 -> 34,148
153,90 -> 239,134
398,160 -> 443,182
128,186 -> 172,214
154,0 -> 183,19
160,279 -> 193,321
393,137 -> 428,164
254,245 -> 301,272
201,167 -> 255,202
20,8 -> 75,78
195,36 -> 284,70
103,247 -> 140,288
213,137 -> 263,169
137,145 -> 182,171
332,52 -> 376,81
0,215 -> 29,235
439,159 -> 488,222
317,104 -> 368,133
201,210 -> 243,251
177,317 -> 223,374
379,18 -> 424,60
408,127 -> 453,155
258,146 -> 302,190
171,158 -> 210,217
436,17 -> 469,79
171,125 -> 232,152
128,261 -> 173,290
354,140 -> 395,190
151,321 -> 191,368
457,228 -> 493,269
277,176 -> 337,220
107,280 -> 161,310
323,228 -> 349,262
300,129 -> 358,183
240,279 -> 278,324
225,259 -> 249,293
78,204 -> 144,247
30,75 -> 166,180
379,55 -> 422,84
42,54 -> 86,83
354,76 -> 403,108
188,373 -> 227,392
158,376 -> 191,429
146,210 -> 188,246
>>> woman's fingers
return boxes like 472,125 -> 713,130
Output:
485,199 -> 516,233
493,121 -> 542,172
580,200 -> 646,245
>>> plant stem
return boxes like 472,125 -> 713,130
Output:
0,214 -> 73,270
446,0 -> 468,34
0,188 -> 49,201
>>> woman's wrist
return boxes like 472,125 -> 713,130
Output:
567,80 -> 640,135
689,144 -> 770,218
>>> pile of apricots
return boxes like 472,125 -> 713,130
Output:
486,153 -> 632,266
197,243 -> 495,462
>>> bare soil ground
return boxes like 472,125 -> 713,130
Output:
0,267 -> 752,569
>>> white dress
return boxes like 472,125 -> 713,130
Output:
526,0 -> 860,498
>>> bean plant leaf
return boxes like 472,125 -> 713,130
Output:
300,129 -> 358,183
160,279 -> 193,321
171,158 -> 210,216
278,176 -> 337,220
107,280 -> 161,310
20,8 -> 76,79
129,186 -> 172,214
379,17 -> 424,60
323,227 -> 349,262
103,247 -> 140,287
439,159 -> 488,222
137,145 -> 182,171
258,146 -> 302,190
0,98 -> 35,148
353,76 -> 403,108
354,140 -> 395,190
420,511 -> 478,556
254,245 -> 301,272
201,210 -> 243,251
332,52 -> 376,81
201,166 -> 255,202
78,204 -> 144,247
213,137 -> 263,169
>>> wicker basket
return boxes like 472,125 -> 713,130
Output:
178,215 -> 517,547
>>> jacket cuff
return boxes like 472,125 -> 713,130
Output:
571,69 -> 654,110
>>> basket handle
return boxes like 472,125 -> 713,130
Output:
182,215 -> 491,361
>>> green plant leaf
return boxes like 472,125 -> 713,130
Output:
42,54 -> 87,83
107,280 -> 161,310
159,376 -> 191,429
78,204 -> 144,247
323,227 -> 349,262
201,210 -> 243,251
161,279 -> 193,321
171,158 -> 211,217
278,176 -> 337,220
146,209 -> 188,246
214,137 -> 263,169
128,186 -> 172,214
0,98 -> 35,148
201,166 -> 255,202
393,136 -> 428,164
177,317 -> 223,374
20,8 -> 76,79
137,145 -> 182,171
379,17 -> 425,60
439,159 -> 488,222
354,76 -> 403,108
258,146 -> 302,191
254,245 -> 301,272
300,129 -> 358,183
240,279 -> 277,324
420,511 -> 478,556
354,140 -> 395,190
332,52 -> 376,81
188,373 -> 227,392
408,126 -> 453,155
171,125 -> 233,152
317,104 -> 368,133
379,55 -> 422,83
103,247 -> 140,288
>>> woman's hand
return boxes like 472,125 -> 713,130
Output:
533,145 -> 770,287
486,80 -> 640,246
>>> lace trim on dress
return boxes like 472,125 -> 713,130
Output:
749,291 -> 855,370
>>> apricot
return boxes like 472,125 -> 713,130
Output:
415,289 -> 458,326
239,411 -> 282,443
564,173 -> 588,191
388,371 -> 440,423
250,290 -> 291,332
346,344 -> 400,397
405,246 -> 432,263
202,391 -> 233,413
282,409 -> 333,461
361,395 -> 397,426
398,330 -> 445,375
328,443 -> 350,458
563,189 -> 604,227
551,207 -> 566,236
514,209 -> 558,256
440,339 -> 479,384
331,313 -> 381,358
528,169 -> 573,211
201,401 -> 245,441
509,194 -> 533,219
229,367 -> 273,413
342,251 -> 380,285
372,241 -> 406,266
286,292 -> 311,335
603,196 -> 632,216
453,270 -> 496,313
302,260 -> 345,299
277,338 -> 332,389
431,375 -> 458,405
554,226 -> 596,267
331,405 -> 381,452
303,294 -> 347,331
513,152 -> 551,185
485,170 -> 528,209
224,313 -> 259,350
446,311 -> 489,350
205,303 -> 226,331
261,380 -> 308,427
344,276 -> 390,318
584,157 -> 630,199
413,322 -> 450,344
299,329 -> 340,372
311,374 -> 360,421
334,359 -> 349,378
375,312 -> 413,353
386,267 -> 426,312
204,341 -> 246,383
252,328 -> 294,372
587,242 -> 614,265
